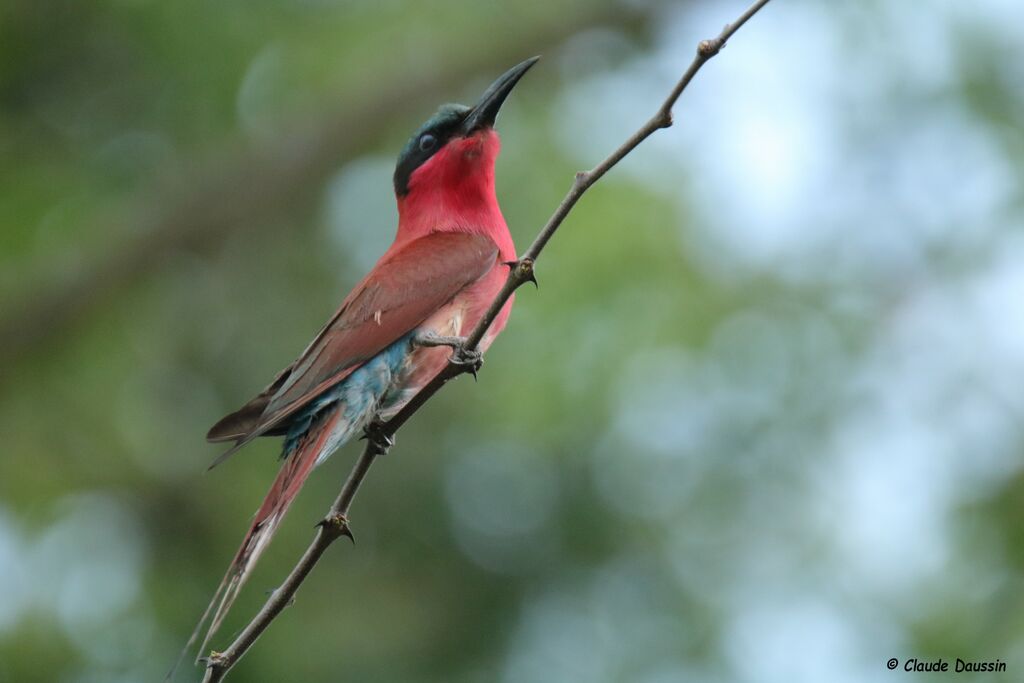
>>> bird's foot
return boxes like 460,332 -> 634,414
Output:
412,331 -> 483,378
451,346 -> 484,379
360,417 -> 395,454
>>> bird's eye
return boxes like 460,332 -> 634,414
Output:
418,134 -> 437,152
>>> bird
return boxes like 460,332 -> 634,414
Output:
187,56 -> 538,661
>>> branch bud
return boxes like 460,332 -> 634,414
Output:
697,39 -> 719,57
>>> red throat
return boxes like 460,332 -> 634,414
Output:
395,129 -> 514,259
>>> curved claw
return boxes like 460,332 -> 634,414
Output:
451,347 -> 484,379
360,418 -> 395,453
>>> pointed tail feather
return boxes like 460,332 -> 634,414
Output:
181,408 -> 347,668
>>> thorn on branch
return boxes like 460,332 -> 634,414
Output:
514,257 -> 538,288
317,512 -> 355,543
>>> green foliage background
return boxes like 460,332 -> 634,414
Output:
1,1 -> 1023,681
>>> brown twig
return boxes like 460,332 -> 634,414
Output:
200,1 -> 773,680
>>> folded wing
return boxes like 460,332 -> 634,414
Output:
206,231 -> 499,465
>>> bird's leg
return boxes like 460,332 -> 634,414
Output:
413,331 -> 483,377
412,331 -> 466,349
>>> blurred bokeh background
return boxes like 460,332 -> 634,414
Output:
2,0 -> 1023,681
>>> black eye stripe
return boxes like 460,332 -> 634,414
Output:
394,104 -> 471,196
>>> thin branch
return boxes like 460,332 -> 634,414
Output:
200,1 -> 772,680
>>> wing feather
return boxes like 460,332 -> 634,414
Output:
206,231 -> 499,462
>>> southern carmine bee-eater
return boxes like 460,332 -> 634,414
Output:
190,57 -> 539,656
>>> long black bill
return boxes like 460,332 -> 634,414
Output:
461,56 -> 540,134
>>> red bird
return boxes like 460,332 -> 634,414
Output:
191,57 -> 538,656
